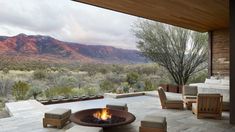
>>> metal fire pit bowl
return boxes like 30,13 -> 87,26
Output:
70,108 -> 136,128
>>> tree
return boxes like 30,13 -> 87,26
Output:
132,21 -> 208,85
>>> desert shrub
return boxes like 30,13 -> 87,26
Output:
188,70 -> 208,84
0,76 -> 13,97
121,82 -> 129,93
52,75 -> 79,88
57,87 -> 73,98
100,80 -> 114,92
133,81 -> 145,92
58,68 -> 72,75
27,86 -> 42,99
49,67 -> 58,72
2,68 -> 9,74
44,86 -> 74,99
44,88 -> 56,99
144,79 -> 154,91
71,88 -> 86,96
139,64 -> 159,75
98,67 -> 109,74
29,80 -> 48,90
12,81 -> 30,100
83,87 -> 98,96
112,65 -> 125,74
106,73 -> 125,84
33,70 -> 47,80
126,72 -> 139,87
71,87 -> 98,96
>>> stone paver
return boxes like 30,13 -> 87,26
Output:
0,93 -> 234,132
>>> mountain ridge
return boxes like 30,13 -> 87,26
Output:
0,34 -> 147,64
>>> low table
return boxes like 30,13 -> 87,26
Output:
184,99 -> 196,110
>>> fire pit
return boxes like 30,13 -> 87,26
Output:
70,108 -> 136,128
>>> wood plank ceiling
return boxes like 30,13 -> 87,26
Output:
73,0 -> 229,32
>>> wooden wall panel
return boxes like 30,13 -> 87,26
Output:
212,29 -> 230,76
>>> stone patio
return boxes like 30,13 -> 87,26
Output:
0,91 -> 234,132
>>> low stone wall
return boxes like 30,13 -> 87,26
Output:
104,92 -> 145,98
104,91 -> 182,99
39,95 -> 104,105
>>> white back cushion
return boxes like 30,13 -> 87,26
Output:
221,79 -> 229,86
205,79 -> 221,84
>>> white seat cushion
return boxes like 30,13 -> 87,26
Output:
221,79 -> 229,86
141,115 -> 166,128
183,85 -> 198,96
45,108 -> 71,119
205,79 -> 221,84
106,102 -> 128,111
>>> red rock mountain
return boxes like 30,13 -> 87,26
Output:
0,34 -> 147,63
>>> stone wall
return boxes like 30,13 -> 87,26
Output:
211,28 -> 229,76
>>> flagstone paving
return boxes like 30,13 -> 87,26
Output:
0,92 -> 234,132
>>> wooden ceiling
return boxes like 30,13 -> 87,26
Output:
73,0 -> 229,32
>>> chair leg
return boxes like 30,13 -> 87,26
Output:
57,125 -> 62,129
43,119 -> 47,128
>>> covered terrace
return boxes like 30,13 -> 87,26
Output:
74,0 -> 234,124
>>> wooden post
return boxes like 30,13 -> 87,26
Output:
208,31 -> 213,77
230,0 -> 235,124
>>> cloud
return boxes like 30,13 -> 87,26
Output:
0,0 -> 142,49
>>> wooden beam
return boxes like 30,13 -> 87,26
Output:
73,0 -> 229,32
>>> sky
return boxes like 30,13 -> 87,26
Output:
0,0 -> 145,49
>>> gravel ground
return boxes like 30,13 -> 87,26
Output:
0,102 -> 9,119
0,110 -> 9,119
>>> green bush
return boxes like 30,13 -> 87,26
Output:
106,73 -> 125,84
12,81 -> 30,100
134,81 -> 145,92
71,88 -> 86,96
121,82 -> 129,93
33,70 -> 47,80
55,76 -> 78,88
44,88 -> 56,100
126,72 -> 139,86
144,79 -> 154,91
84,87 -> 98,96
27,86 -> 42,99
100,80 -> 114,92
57,87 -> 73,98
44,86 -> 74,99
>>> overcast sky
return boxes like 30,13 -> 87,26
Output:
0,0 -> 145,49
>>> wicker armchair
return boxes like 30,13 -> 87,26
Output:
192,94 -> 223,119
157,87 -> 184,109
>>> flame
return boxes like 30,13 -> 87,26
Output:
93,108 -> 112,121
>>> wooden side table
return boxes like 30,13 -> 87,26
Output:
184,99 -> 196,110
